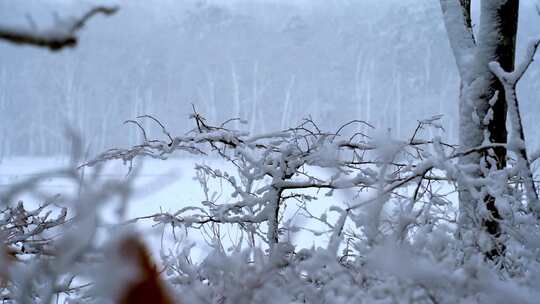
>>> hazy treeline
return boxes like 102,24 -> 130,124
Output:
1,0 -> 539,157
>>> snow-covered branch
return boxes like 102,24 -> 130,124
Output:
90,113 -> 513,266
0,6 -> 118,51
489,39 -> 540,215
489,39 -> 540,85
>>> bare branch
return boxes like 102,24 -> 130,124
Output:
136,115 -> 174,144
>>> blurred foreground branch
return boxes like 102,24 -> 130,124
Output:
0,6 -> 118,51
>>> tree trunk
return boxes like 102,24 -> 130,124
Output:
440,0 -> 519,258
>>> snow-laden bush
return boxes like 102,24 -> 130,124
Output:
1,112 -> 539,303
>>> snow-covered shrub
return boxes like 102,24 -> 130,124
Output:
0,111 -> 538,303
82,111 -> 540,303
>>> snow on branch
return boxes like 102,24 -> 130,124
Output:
86,113 -> 449,247
0,6 -> 118,51
85,112 -> 479,251
489,38 -> 540,215
489,39 -> 540,85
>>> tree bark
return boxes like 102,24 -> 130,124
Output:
479,0 -> 518,259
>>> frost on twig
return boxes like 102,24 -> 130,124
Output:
0,6 -> 118,51
0,199 -> 66,255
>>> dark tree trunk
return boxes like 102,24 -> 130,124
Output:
487,1 -> 519,169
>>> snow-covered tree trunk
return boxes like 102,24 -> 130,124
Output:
440,0 -> 519,258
